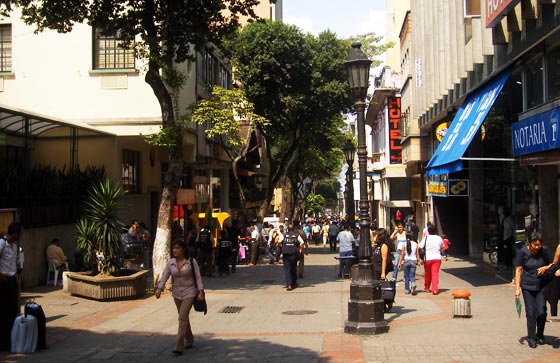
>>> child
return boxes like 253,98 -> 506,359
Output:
442,234 -> 450,261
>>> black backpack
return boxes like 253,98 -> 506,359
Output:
282,231 -> 300,255
198,230 -> 213,251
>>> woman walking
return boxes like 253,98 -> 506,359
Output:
419,225 -> 443,294
390,223 -> 407,281
515,232 -> 551,348
156,239 -> 205,356
397,233 -> 421,295
372,228 -> 393,280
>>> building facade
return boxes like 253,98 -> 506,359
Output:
0,1 -> 280,287
395,0 -> 560,276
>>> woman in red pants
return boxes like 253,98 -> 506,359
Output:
419,225 -> 443,294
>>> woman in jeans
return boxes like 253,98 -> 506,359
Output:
418,225 -> 443,294
390,223 -> 407,281
156,239 -> 205,356
397,233 -> 421,295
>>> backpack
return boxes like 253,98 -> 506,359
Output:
197,230 -> 213,251
282,231 -> 300,255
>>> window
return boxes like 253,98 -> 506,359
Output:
463,0 -> 481,18
93,28 -> 135,70
196,49 -> 232,89
0,24 -> 12,72
122,149 -> 140,193
526,55 -> 544,109
547,44 -> 560,101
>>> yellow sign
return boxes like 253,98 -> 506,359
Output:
435,122 -> 450,142
427,182 -> 447,196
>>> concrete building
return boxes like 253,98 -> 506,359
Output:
0,1 -> 280,287
398,0 -> 560,277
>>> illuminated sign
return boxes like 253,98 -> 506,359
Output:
388,96 -> 402,164
448,179 -> 469,197
427,181 -> 447,197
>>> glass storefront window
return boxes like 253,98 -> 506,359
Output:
547,44 -> 560,101
526,55 -> 544,109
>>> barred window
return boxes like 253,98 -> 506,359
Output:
93,28 -> 135,70
0,24 -> 12,72
122,149 -> 140,194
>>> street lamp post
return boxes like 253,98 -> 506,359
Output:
344,42 -> 388,334
342,140 -> 356,222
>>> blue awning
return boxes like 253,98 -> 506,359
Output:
425,68 -> 513,176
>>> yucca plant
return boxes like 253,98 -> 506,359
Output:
75,177 -> 125,276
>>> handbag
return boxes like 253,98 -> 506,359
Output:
190,256 -> 207,315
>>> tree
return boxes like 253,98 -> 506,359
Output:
190,86 -> 268,212
4,0 -> 259,287
228,21 -> 354,221
305,193 -> 325,218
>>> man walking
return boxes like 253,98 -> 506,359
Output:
328,221 -> 339,251
281,223 -> 304,291
0,222 -> 23,351
293,219 -> 308,279
196,226 -> 214,277
337,223 -> 355,278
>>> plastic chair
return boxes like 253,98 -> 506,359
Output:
47,259 -> 69,286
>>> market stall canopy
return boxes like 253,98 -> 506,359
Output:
425,68 -> 513,176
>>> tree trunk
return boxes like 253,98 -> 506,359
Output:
145,59 -> 182,291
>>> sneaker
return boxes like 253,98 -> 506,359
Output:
411,286 -> 417,296
405,290 -> 411,294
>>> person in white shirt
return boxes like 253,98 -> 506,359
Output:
397,234 -> 421,295
419,225 -> 444,295
249,224 -> 261,266
337,224 -> 355,277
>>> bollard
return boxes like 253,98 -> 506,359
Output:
452,289 -> 472,318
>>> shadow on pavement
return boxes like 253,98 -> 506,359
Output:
0,328 -> 320,363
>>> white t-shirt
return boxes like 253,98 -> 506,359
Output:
337,231 -> 355,253
419,235 -> 444,261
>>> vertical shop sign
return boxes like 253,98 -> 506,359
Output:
388,96 -> 402,164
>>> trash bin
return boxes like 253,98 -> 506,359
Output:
452,289 -> 472,318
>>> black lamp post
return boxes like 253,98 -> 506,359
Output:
342,140 -> 356,222
344,42 -> 388,334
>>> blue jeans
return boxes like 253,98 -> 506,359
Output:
392,250 -> 402,280
265,245 -> 275,263
402,259 -> 417,293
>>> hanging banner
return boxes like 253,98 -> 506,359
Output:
387,96 -> 402,164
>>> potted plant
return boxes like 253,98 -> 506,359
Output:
67,177 -> 147,300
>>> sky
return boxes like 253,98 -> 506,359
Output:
282,0 -> 386,40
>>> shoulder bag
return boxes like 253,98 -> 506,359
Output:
189,256 -> 207,315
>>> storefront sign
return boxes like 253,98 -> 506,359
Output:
448,179 -> 469,197
387,96 -> 402,164
176,188 -> 195,205
486,0 -> 518,28
512,107 -> 560,156
427,181 -> 447,197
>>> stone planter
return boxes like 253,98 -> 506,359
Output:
66,270 -> 148,301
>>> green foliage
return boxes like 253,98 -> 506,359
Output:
143,126 -> 179,148
190,86 -> 269,150
347,32 -> 393,68
0,163 -> 105,207
305,193 -> 325,215
76,177 -> 126,276
228,21 -> 354,190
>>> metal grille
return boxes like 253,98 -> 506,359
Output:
282,310 -> 318,316
219,306 -> 244,314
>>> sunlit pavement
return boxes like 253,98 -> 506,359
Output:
2,247 -> 560,362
